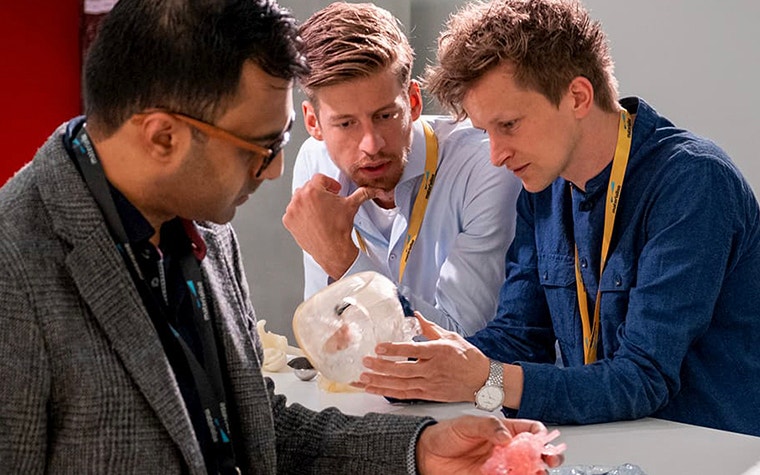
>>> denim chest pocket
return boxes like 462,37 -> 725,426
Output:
597,253 -> 635,357
537,256 -> 579,356
599,253 -> 635,292
537,256 -> 576,287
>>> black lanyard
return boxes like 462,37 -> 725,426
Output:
69,125 -> 238,474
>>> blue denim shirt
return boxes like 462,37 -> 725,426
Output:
468,98 -> 760,436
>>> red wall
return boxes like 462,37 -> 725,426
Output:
0,1 -> 83,185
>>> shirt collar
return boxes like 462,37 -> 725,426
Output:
110,189 -> 207,261
397,119 -> 427,186
571,97 -> 650,197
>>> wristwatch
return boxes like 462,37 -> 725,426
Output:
474,359 -> 505,412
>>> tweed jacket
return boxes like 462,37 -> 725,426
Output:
0,123 -> 429,474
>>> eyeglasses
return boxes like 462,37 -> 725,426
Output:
135,109 -> 295,177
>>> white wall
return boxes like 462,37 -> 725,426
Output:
234,1 -> 760,341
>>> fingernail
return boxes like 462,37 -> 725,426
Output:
375,346 -> 387,354
359,374 -> 370,383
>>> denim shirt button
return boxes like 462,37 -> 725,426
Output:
580,258 -> 588,268
543,271 -> 549,280
614,275 -> 623,287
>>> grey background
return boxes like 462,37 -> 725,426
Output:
233,0 -> 760,342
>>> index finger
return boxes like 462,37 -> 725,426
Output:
309,173 -> 342,194
414,311 -> 444,340
375,340 -> 440,360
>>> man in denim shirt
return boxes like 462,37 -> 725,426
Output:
358,0 -> 760,437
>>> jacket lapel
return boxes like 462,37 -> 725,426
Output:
66,236 -> 206,473
199,226 -> 277,474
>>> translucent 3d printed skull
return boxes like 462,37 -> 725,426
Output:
292,271 -> 420,383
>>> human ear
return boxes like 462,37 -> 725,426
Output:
302,100 -> 323,141
567,76 -> 594,119
136,112 -> 189,163
409,80 -> 423,121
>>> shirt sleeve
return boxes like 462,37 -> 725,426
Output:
292,139 -> 339,300
407,148 -> 522,335
480,150 -> 754,425
467,188 -> 558,362
528,152 -> 749,424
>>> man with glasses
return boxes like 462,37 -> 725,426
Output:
136,110 -> 296,178
283,2 -> 522,336
0,0 -> 562,473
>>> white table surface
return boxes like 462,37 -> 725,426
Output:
266,367 -> 760,475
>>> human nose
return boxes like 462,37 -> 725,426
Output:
358,124 -> 385,156
489,136 -> 510,167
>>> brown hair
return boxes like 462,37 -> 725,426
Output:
424,0 -> 618,119
298,2 -> 414,102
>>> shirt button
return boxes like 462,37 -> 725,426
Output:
580,258 -> 588,269
614,275 -> 623,287
390,253 -> 396,260
580,201 -> 592,211
151,277 -> 160,288
141,249 -> 151,259
542,271 -> 549,280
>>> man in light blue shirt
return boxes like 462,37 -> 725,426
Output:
283,2 -> 521,335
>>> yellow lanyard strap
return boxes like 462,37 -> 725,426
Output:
574,110 -> 633,364
354,121 -> 438,284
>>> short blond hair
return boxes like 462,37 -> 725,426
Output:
298,2 -> 414,102
425,0 -> 619,119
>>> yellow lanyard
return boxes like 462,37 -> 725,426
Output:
355,121 -> 438,284
574,110 -> 633,364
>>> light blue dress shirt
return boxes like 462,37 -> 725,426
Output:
292,116 -> 522,335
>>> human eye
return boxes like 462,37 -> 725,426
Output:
333,119 -> 356,129
376,109 -> 400,122
499,119 -> 519,133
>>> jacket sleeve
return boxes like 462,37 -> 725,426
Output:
270,379 -> 433,474
219,221 -> 434,474
0,239 -> 49,474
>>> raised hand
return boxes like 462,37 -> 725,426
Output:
283,173 -> 379,279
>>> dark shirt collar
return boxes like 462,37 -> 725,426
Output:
110,185 -> 156,244
111,183 -> 207,261
570,97 -> 646,198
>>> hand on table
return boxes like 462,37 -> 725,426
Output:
416,416 -> 564,474
283,173 -> 379,279
357,312 -> 491,403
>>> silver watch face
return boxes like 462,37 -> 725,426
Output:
475,385 -> 504,411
